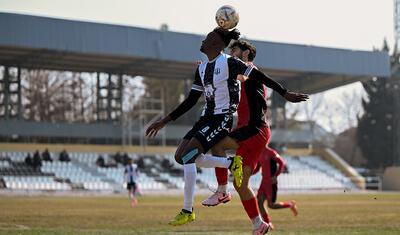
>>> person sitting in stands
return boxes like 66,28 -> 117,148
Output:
113,151 -> 122,164
122,153 -> 130,166
41,149 -> 52,162
32,150 -> 42,170
25,153 -> 32,166
136,157 -> 145,169
59,149 -> 70,162
162,158 -> 173,170
96,155 -> 105,168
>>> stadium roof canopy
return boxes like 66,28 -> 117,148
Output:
0,12 -> 390,94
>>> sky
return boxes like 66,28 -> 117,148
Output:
0,0 -> 395,133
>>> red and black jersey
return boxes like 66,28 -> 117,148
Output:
230,62 -> 274,141
259,147 -> 285,179
236,62 -> 268,129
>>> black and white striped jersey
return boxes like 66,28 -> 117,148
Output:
168,53 -> 286,122
124,164 -> 138,183
191,53 -> 254,116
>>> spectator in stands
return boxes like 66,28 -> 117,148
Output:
162,158 -> 173,170
41,149 -> 52,162
136,157 -> 145,169
113,151 -> 122,164
59,149 -> 70,162
32,150 -> 42,170
161,158 -> 183,175
96,155 -> 105,168
25,153 -> 32,166
122,153 -> 130,166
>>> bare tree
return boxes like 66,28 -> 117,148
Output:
286,93 -> 324,120
21,70 -> 98,123
22,70 -> 67,122
336,89 -> 363,129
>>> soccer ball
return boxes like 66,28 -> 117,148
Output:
215,5 -> 239,30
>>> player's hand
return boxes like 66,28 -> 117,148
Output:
145,118 -> 168,138
284,91 -> 309,103
237,75 -> 248,82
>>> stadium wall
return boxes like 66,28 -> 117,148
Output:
284,148 -> 313,156
0,143 -> 176,155
1,143 -> 314,156
382,167 -> 400,190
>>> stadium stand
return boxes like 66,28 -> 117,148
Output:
196,155 -> 356,192
0,151 -> 360,192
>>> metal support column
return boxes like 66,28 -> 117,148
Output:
119,73 -> 124,146
118,73 -> 123,115
17,66 -> 22,119
160,87 -> 166,146
3,66 -> 10,119
96,72 -> 100,120
107,73 -> 112,122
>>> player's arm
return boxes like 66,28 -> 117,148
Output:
272,153 -> 286,176
229,124 -> 259,142
248,69 -> 309,102
145,68 -> 203,138
232,58 -> 309,103
168,89 -> 202,121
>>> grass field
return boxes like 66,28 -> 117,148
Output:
0,192 -> 399,235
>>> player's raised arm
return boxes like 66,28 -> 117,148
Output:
232,58 -> 309,103
248,68 -> 309,103
145,68 -> 203,138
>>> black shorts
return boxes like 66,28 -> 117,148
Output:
183,113 -> 233,152
127,182 -> 137,191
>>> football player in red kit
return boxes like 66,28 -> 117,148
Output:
201,39 -> 307,234
255,147 -> 298,229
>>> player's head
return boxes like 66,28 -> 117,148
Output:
128,158 -> 133,164
229,39 -> 256,62
200,28 -> 240,54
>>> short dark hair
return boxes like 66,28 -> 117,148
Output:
229,39 -> 257,61
213,28 -> 241,47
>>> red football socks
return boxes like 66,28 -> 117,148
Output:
242,197 -> 260,220
215,167 -> 228,185
261,213 -> 271,223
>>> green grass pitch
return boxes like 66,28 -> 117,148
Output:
0,192 -> 399,234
